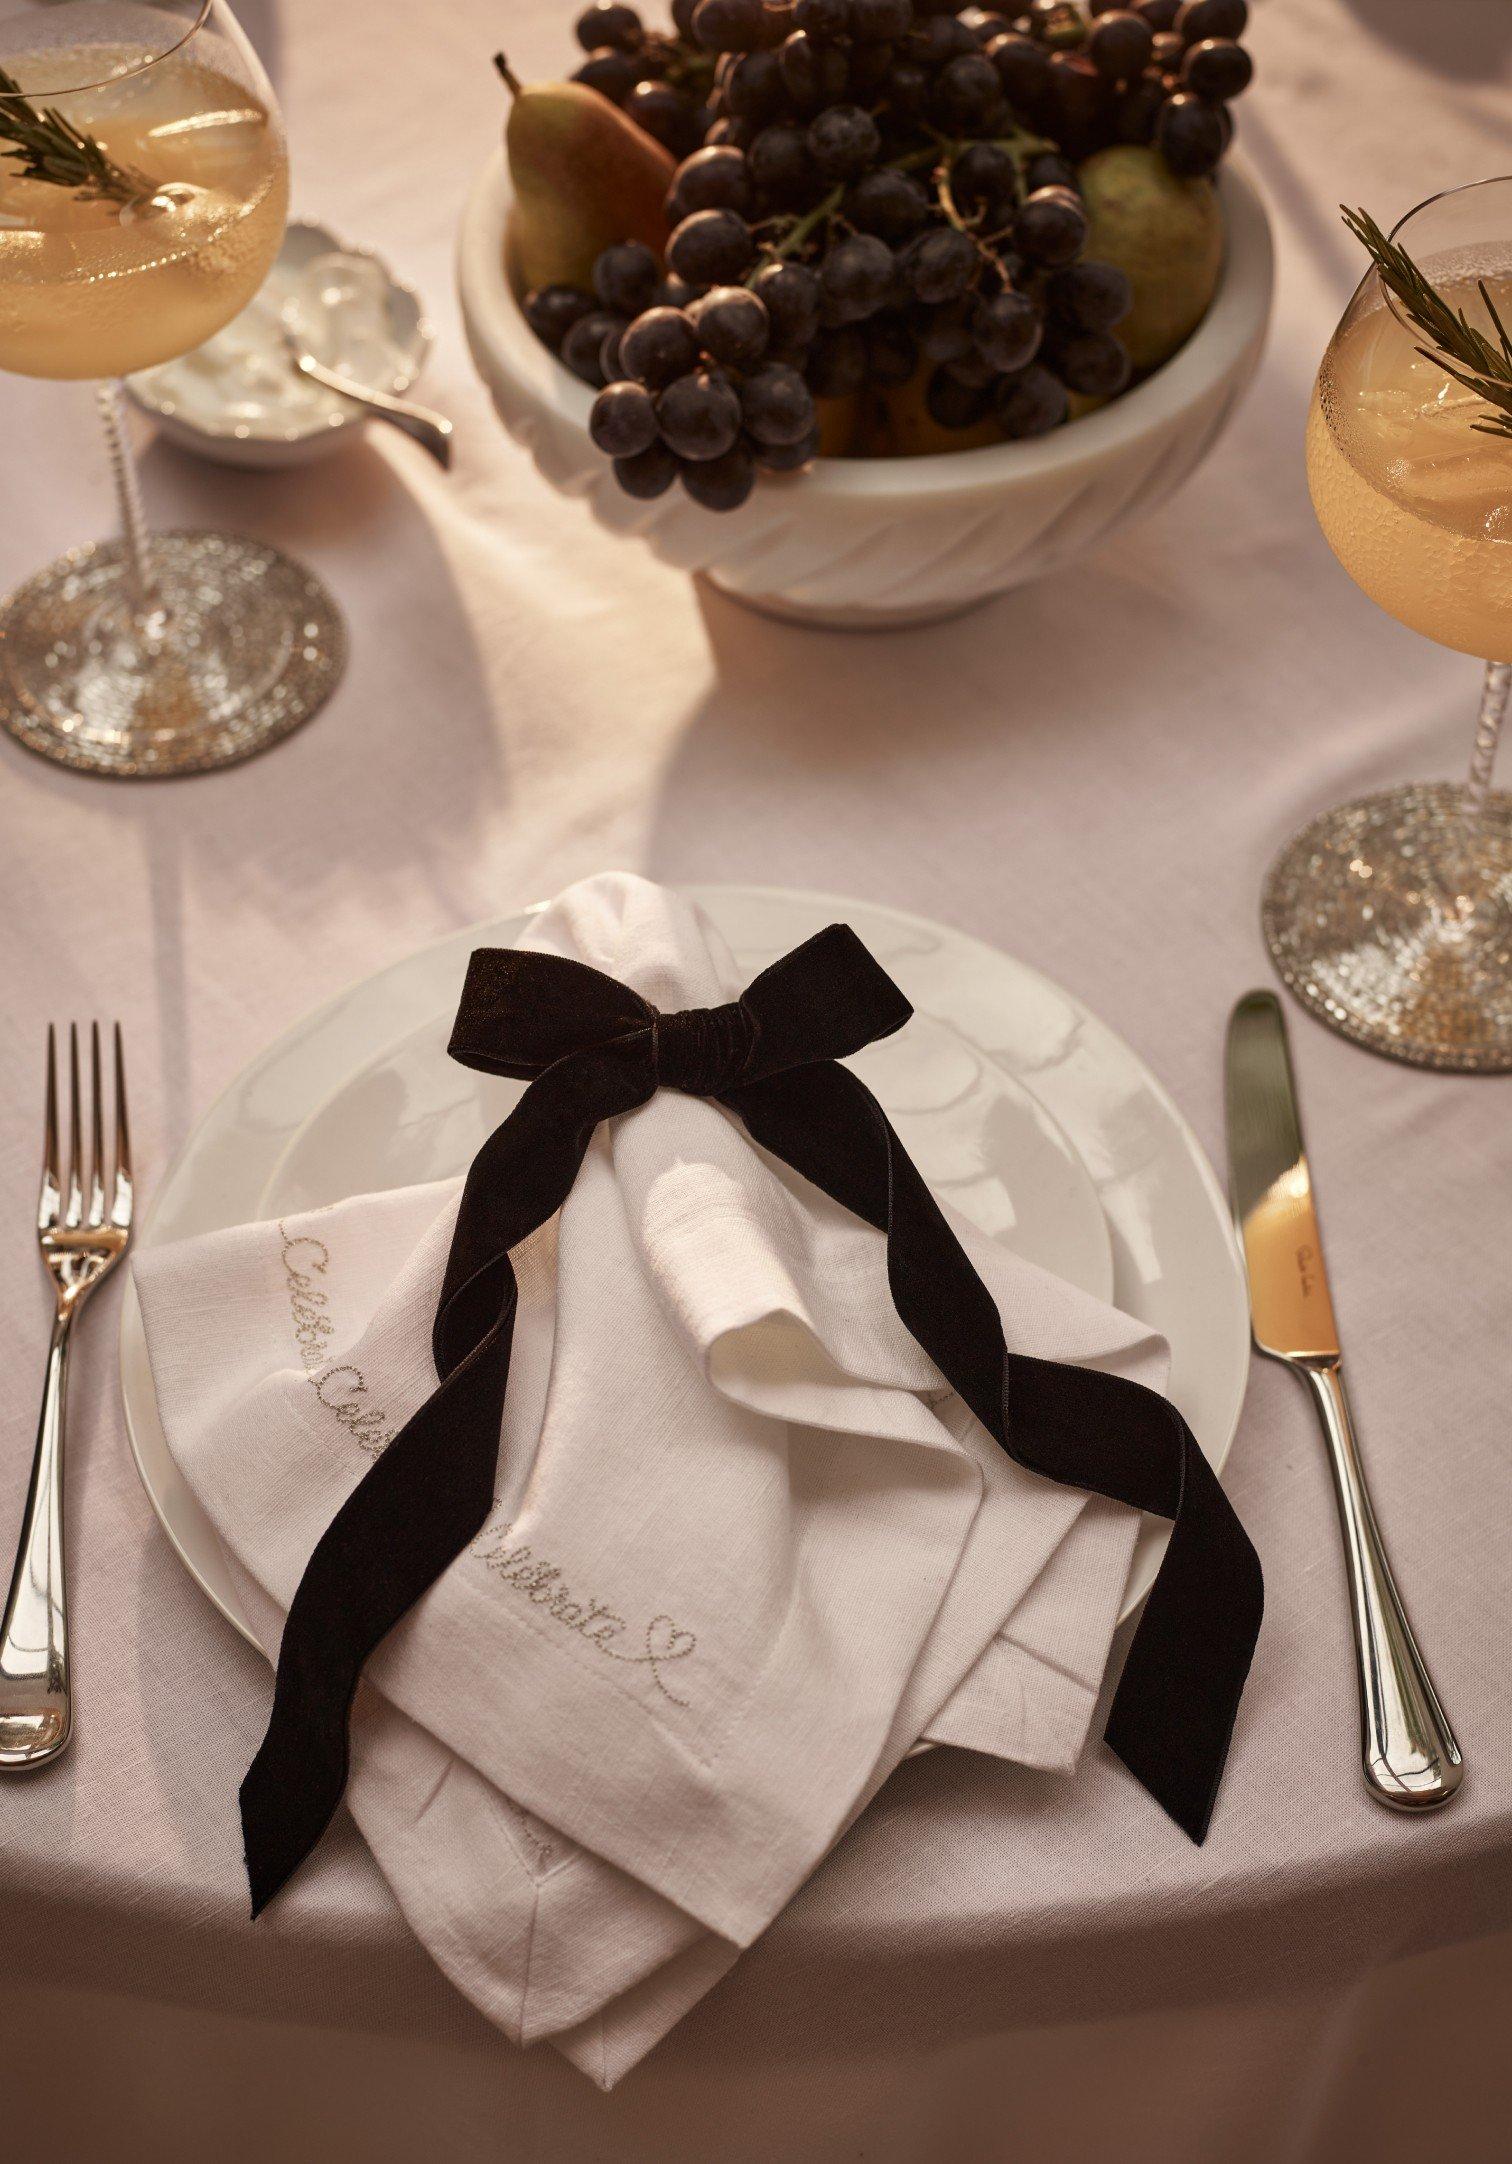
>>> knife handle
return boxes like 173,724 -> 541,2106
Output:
1300,1359 -> 1463,1810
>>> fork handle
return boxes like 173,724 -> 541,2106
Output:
1299,1357 -> 1462,1810
0,1307 -> 74,1770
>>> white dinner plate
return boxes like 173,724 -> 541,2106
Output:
120,885 -> 1248,1642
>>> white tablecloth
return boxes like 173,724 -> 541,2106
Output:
2,2 -> 1511,2158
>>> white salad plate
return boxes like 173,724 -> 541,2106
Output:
120,885 -> 1248,1643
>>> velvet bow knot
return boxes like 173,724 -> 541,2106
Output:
445,924 -> 912,1101
652,1001 -> 756,1096
240,926 -> 1262,1916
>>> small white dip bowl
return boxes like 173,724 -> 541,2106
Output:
127,219 -> 434,470
458,151 -> 1272,628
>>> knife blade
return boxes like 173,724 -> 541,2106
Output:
1224,990 -> 1462,1811
1226,989 -> 1340,1362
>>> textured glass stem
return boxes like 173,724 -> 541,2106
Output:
97,380 -> 155,604
1465,661 -> 1511,829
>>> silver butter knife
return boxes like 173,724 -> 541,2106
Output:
1225,990 -> 1462,1810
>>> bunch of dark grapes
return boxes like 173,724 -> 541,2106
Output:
569,0 -> 716,157
529,241 -> 820,510
995,0 -> 1254,176
529,0 -> 1253,510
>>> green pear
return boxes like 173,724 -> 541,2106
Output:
1077,145 -> 1224,375
498,59 -> 676,296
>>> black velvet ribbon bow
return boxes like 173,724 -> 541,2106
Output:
241,926 -> 1262,1914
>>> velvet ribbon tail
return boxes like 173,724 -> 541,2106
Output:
725,1060 -> 1264,1844
239,1048 -> 641,1915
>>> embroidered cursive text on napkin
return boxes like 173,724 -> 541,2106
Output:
280,1226 -> 398,1460
472,1523 -> 697,1708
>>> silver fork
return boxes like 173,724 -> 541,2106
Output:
0,1025 -> 133,1770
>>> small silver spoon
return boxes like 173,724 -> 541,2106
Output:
281,329 -> 454,469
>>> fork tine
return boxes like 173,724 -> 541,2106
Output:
37,1025 -> 60,1233
112,1023 -> 133,1229
64,1023 -> 83,1230
88,1021 -> 106,1228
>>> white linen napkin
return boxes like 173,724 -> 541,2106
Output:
133,872 -> 1163,2086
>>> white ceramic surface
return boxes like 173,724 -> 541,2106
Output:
120,886 -> 1249,1646
127,219 -> 434,468
457,156 -> 1273,627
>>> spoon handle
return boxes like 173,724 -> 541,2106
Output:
291,349 -> 453,469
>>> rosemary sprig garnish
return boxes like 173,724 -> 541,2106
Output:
0,64 -> 152,206
1343,204 -> 1512,443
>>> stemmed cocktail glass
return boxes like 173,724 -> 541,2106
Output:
0,0 -> 343,776
1264,177 -> 1512,1071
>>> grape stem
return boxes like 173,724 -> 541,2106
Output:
656,35 -> 716,94
934,160 -> 972,236
761,183 -> 848,262
896,126 -> 1059,183
749,126 -> 1062,275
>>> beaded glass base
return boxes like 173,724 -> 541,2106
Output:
0,531 -> 346,779
1262,782 -> 1512,1073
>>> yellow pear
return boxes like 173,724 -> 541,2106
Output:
498,58 -> 675,296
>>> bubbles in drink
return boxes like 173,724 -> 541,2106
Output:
1308,269 -> 1512,663
0,47 -> 289,379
